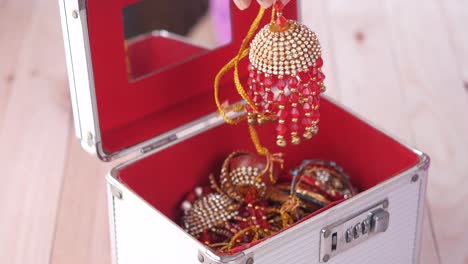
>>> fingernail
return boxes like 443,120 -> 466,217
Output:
234,0 -> 251,10
257,0 -> 273,8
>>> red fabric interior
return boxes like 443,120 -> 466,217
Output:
127,36 -> 208,79
89,0 -> 419,247
86,0 -> 298,155
118,98 -> 420,221
88,0 -> 420,251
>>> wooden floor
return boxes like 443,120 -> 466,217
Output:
1,0 -> 467,263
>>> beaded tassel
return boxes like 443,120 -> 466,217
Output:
246,2 -> 326,147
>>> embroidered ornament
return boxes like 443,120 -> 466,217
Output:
246,2 -> 326,147
214,1 -> 327,180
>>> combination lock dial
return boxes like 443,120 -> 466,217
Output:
319,200 -> 390,262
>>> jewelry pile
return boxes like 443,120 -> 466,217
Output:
180,152 -> 357,253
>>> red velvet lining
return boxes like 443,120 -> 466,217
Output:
86,0 -> 298,155
103,86 -> 241,153
118,98 -> 420,221
93,0 -> 419,250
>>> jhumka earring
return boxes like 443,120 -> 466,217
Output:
215,0 -> 326,150
247,2 -> 325,147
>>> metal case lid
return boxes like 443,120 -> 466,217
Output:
59,0 -> 298,161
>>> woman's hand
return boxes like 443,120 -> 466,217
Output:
233,0 -> 290,10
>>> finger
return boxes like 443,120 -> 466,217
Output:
256,0 -> 274,9
233,0 -> 252,10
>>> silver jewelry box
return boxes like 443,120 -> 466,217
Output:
58,0 -> 430,263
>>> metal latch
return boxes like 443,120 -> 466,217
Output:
319,199 -> 390,262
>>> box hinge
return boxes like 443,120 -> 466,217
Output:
140,134 -> 178,155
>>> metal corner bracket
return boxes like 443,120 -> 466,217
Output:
197,250 -> 254,264
109,181 -> 123,200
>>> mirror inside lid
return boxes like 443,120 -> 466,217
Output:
123,0 -> 233,79
78,0 -> 298,160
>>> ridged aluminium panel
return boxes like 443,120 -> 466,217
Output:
112,185 -> 201,264
108,167 -> 426,264
245,172 -> 424,264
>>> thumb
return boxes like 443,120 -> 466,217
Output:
256,0 -> 274,8
233,0 -> 252,10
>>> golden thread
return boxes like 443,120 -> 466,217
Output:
214,7 -> 284,184
275,184 -> 331,205
208,242 -> 229,248
248,125 -> 285,184
266,208 -> 293,229
213,49 -> 250,125
248,124 -> 269,156
209,174 -> 227,196
227,226 -> 258,252
214,8 -> 266,125
271,4 -> 276,22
